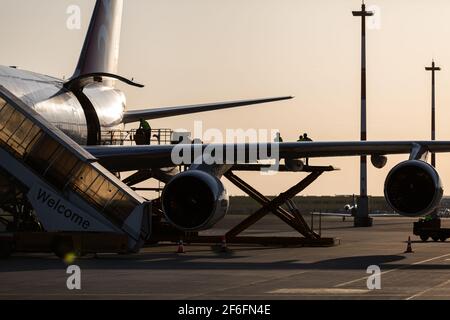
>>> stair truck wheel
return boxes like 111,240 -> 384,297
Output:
432,236 -> 440,242
420,235 -> 430,242
440,236 -> 447,242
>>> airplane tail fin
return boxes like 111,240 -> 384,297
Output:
72,0 -> 124,79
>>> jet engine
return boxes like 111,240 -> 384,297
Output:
384,160 -> 443,217
162,170 -> 229,231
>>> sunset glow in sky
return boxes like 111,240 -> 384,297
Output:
2,0 -> 450,196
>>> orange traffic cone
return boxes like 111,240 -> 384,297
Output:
404,237 -> 414,253
220,236 -> 228,253
177,240 -> 186,254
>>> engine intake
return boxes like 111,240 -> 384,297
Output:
384,160 -> 443,217
162,171 -> 229,231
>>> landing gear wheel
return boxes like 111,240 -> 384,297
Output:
420,235 -> 429,242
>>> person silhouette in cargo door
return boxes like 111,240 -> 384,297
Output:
139,118 -> 152,145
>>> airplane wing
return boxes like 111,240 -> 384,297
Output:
122,96 -> 293,123
85,141 -> 450,172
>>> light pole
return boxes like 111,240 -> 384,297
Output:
425,60 -> 441,168
353,0 -> 374,227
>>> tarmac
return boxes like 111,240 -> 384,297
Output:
1,215 -> 450,300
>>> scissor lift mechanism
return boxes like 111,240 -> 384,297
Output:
148,165 -> 338,247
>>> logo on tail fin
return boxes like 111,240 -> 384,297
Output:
72,0 -> 123,78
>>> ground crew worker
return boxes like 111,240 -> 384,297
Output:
303,133 -> 312,142
274,132 -> 284,143
139,118 -> 152,145
298,133 -> 313,166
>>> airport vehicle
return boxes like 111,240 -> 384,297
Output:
2,0 -> 450,257
414,218 -> 450,242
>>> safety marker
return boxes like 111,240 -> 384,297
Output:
177,240 -> 186,254
405,237 -> 414,254
221,236 -> 229,253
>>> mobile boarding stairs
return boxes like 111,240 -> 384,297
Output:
0,86 -> 151,257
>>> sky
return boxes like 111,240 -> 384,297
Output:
1,0 -> 450,196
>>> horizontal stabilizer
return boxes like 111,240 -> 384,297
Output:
122,96 -> 293,123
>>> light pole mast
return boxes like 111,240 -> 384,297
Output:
353,1 -> 374,227
425,60 -> 441,168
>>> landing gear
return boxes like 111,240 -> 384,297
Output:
146,166 -> 339,247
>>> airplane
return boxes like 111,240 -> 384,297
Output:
312,195 -> 399,222
2,0 -> 450,235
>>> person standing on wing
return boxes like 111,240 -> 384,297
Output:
139,118 -> 152,145
298,133 -> 313,166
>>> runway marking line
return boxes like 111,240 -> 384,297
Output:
187,270 -> 311,299
406,280 -> 450,300
269,288 -> 369,295
335,252 -> 450,288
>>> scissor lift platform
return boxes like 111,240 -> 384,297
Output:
148,165 -> 339,248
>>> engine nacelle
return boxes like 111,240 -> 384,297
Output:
371,155 -> 388,169
162,170 -> 229,231
384,160 -> 443,217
